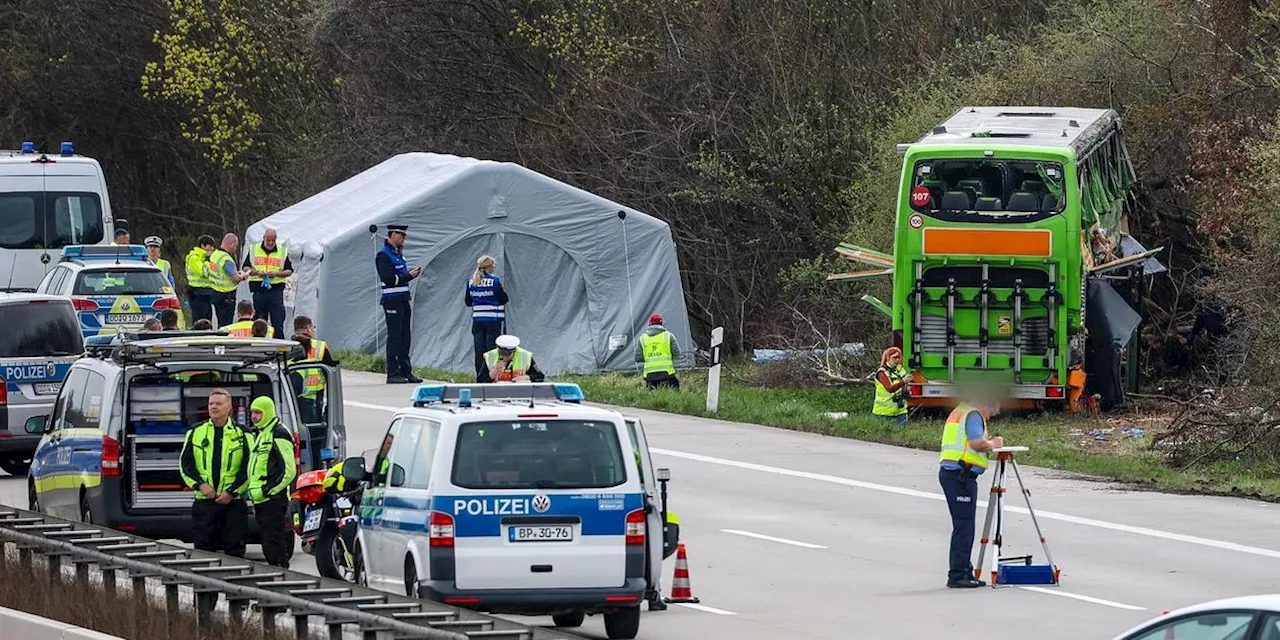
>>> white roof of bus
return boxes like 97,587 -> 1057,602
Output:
909,106 -> 1118,151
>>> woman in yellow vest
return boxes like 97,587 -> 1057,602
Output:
938,399 -> 1005,589
873,347 -> 909,424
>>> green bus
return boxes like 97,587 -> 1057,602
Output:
832,107 -> 1164,410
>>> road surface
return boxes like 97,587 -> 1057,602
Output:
5,369 -> 1280,639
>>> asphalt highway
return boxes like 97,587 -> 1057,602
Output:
6,369 -> 1280,639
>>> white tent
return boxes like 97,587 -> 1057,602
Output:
244,153 -> 691,376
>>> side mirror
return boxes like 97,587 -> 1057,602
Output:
390,464 -> 406,487
656,467 -> 671,482
24,416 -> 47,434
340,456 -> 367,483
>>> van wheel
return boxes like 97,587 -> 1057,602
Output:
79,492 -> 94,525
404,560 -> 419,598
353,541 -> 367,587
27,480 -> 40,513
0,457 -> 31,477
603,607 -> 641,639
552,610 -> 585,628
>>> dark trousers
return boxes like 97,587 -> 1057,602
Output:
471,322 -> 503,377
938,467 -> 979,582
189,288 -> 213,324
191,498 -> 248,557
382,299 -> 413,379
212,291 -> 237,328
253,286 -> 287,339
255,493 -> 293,568
645,373 -> 681,390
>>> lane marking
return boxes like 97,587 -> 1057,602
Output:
672,602 -> 737,616
1019,586 -> 1146,611
341,400 -> 1280,561
720,529 -> 827,549
647,447 -> 1280,561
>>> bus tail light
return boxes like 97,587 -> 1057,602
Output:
908,385 -> 922,397
429,511 -> 455,547
1046,386 -> 1064,399
625,509 -> 646,546
101,436 -> 121,477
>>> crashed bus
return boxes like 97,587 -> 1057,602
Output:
832,107 -> 1165,410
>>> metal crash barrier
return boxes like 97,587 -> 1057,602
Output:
0,506 -> 577,640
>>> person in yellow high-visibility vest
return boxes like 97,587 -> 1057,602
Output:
186,235 -> 217,325
479,335 -> 544,383
144,236 -> 176,290
290,315 -> 337,424
224,300 -> 275,338
635,313 -> 681,390
938,397 -> 1006,589
873,347 -> 909,425
243,228 -> 293,340
208,233 -> 249,328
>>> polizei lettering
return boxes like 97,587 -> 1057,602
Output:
453,498 -> 530,516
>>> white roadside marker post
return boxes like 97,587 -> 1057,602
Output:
706,327 -> 723,413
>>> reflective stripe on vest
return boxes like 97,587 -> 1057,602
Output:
301,340 -> 328,397
467,276 -> 504,321
484,348 -> 531,381
380,244 -> 410,300
180,421 -> 250,498
939,405 -> 989,470
640,331 -> 675,376
208,249 -> 237,293
185,248 -> 210,289
873,365 -> 908,416
225,320 -> 274,338
248,243 -> 288,283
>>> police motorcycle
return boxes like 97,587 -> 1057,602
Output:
289,448 -> 367,581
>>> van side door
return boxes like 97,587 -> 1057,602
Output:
285,362 -> 346,470
624,417 -> 665,597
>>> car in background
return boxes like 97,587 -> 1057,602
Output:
35,245 -> 179,338
0,292 -> 84,476
1110,595 -> 1280,640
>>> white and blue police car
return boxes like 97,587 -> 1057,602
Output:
347,382 -> 673,640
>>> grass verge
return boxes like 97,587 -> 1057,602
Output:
336,350 -> 1280,500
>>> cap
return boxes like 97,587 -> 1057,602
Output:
495,334 -> 520,350
387,224 -> 409,235
649,313 -> 664,325
144,235 -> 162,247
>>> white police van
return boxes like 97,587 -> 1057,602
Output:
349,383 -> 674,640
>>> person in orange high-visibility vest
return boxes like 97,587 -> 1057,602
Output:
289,315 -> 338,425
225,300 -> 275,338
939,397 -> 1007,589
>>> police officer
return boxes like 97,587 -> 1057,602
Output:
635,313 -> 681,390
375,224 -> 422,384
938,397 -> 1005,588
113,228 -> 130,245
479,334 -> 545,383
224,300 -> 274,337
243,227 -> 293,340
180,388 -> 251,557
186,235 -> 217,324
290,315 -> 338,426
873,347 -> 909,425
247,396 -> 297,568
144,236 -> 175,289
464,254 -> 508,379
208,233 -> 249,328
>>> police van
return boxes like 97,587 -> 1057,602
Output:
346,383 -> 675,640
0,292 -> 84,476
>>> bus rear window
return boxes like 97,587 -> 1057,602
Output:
911,160 -> 1065,219
452,420 -> 627,490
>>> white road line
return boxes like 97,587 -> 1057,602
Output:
720,529 -> 827,549
672,602 -> 738,616
341,400 -> 1280,562
1019,586 -> 1146,611
648,447 -> 1280,562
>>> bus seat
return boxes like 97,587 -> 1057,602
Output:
975,197 -> 1002,211
957,178 -> 987,196
1007,191 -> 1040,211
940,191 -> 973,210
1041,194 -> 1060,210
1019,180 -> 1045,194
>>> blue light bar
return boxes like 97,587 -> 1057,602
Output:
458,388 -> 472,407
60,142 -> 73,156
552,383 -> 584,403
412,384 -> 447,405
20,141 -> 34,154
61,244 -> 149,260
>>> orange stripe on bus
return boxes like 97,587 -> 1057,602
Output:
922,229 -> 1052,257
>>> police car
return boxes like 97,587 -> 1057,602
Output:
347,382 -> 674,640
35,245 -> 179,338
0,292 -> 84,476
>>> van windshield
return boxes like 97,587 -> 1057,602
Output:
452,420 -> 627,490
0,192 -> 105,249
0,302 -> 84,357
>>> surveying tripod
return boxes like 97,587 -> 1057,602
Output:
974,446 -> 1061,587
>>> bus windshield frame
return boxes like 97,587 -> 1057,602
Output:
908,158 -> 1067,224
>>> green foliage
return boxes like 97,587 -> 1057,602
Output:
142,0 -> 314,168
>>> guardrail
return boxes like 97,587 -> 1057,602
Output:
0,506 -> 579,640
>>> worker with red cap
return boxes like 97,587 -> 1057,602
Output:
636,313 -> 682,389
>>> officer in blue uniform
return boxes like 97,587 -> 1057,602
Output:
374,224 -> 423,384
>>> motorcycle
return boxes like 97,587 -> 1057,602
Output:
289,448 -> 367,581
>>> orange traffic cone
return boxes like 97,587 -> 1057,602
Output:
663,543 -> 701,604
